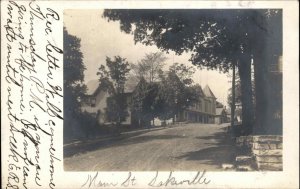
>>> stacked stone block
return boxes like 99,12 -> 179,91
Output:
235,135 -> 282,171
252,136 -> 282,171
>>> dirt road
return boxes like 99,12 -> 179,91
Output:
64,123 -> 236,171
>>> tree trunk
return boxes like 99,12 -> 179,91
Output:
238,53 -> 255,135
253,47 -> 270,135
231,61 -> 236,128
251,24 -> 273,135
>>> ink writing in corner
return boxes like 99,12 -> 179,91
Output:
3,1 -> 63,189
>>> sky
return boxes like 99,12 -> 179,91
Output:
64,9 -> 231,106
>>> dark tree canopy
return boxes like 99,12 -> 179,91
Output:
169,62 -> 196,85
64,27 -> 86,87
97,56 -> 131,94
104,9 -> 282,73
63,27 -> 87,114
63,27 -> 90,141
131,78 -> 160,127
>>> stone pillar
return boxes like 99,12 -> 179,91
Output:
236,135 -> 282,171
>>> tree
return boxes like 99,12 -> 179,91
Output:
97,56 -> 131,128
130,77 -> 154,127
156,65 -> 200,122
130,52 -> 167,83
64,27 -> 86,113
127,52 -> 166,92
103,10 -> 238,71
63,27 -> 87,140
159,72 -> 184,121
169,62 -> 196,85
103,9 -> 282,135
130,62 -> 199,126
251,10 -> 282,134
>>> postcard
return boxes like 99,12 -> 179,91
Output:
1,1 -> 299,188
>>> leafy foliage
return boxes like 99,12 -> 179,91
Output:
130,78 -> 149,125
63,27 -> 87,115
169,63 -> 196,85
131,78 -> 160,127
104,10 -> 280,71
130,52 -> 166,83
105,94 -> 129,123
130,62 -> 199,125
103,9 -> 282,75
64,27 -> 85,86
63,27 -> 88,140
104,10 -> 247,72
97,56 -> 131,94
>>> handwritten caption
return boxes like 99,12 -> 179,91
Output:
81,171 -> 211,188
3,1 -> 63,189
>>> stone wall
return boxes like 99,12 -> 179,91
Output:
236,135 -> 282,171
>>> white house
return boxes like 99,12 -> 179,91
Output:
81,80 -> 133,125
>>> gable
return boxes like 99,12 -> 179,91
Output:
203,85 -> 216,99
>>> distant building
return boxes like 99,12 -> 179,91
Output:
215,102 -> 229,124
176,85 -> 217,124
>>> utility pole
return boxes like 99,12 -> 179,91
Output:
231,61 -> 236,129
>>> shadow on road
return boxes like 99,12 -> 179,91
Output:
64,128 -> 185,158
176,127 -> 236,168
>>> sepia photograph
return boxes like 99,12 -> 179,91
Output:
3,0 -> 299,188
62,9 -> 283,172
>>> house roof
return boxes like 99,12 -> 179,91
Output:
86,79 -> 100,95
203,85 -> 216,99
193,84 -> 205,97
